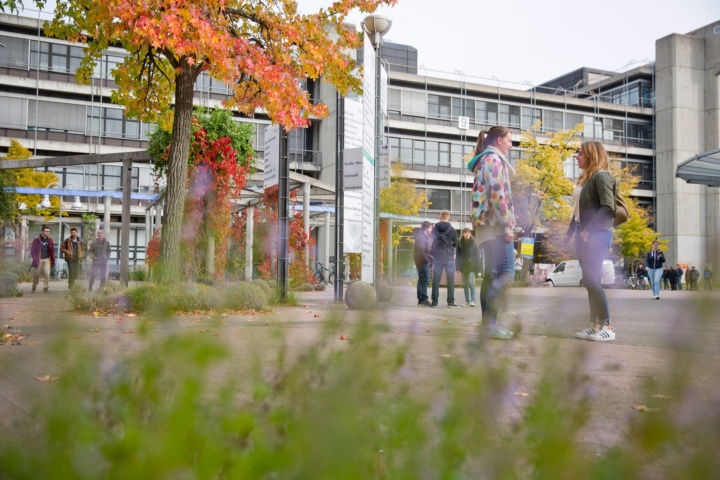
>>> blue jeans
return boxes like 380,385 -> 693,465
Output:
431,255 -> 456,305
648,268 -> 663,297
479,236 -> 514,326
575,230 -> 612,325
416,263 -> 430,302
463,272 -> 476,303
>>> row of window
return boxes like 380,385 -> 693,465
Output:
388,136 -> 520,169
389,88 -> 653,145
45,164 -> 153,194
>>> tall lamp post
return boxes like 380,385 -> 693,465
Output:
362,14 -> 391,300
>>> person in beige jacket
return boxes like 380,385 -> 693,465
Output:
60,227 -> 84,288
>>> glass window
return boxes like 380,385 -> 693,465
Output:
564,113 -> 583,131
499,104 -> 521,128
414,140 -> 425,165
428,94 -> 451,120
475,101 -> 498,125
603,118 -> 624,141
521,107 -> 541,129
426,141 -> 439,166
451,97 -> 462,118
427,189 -> 451,211
399,138 -> 413,163
543,110 -> 563,132
104,108 -> 124,137
389,137 -> 401,162
439,142 -> 450,167
451,144 -> 464,168
388,88 -> 401,112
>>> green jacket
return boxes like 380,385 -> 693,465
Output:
578,170 -> 615,233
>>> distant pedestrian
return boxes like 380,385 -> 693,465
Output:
30,225 -> 55,293
430,210 -> 459,308
703,267 -> 713,291
468,126 -> 517,339
457,228 -> 480,307
414,221 -> 433,306
60,227 -> 84,289
689,266 -> 700,291
88,230 -> 111,292
676,265 -> 684,290
644,240 -> 666,300
662,266 -> 670,290
668,267 -> 678,290
567,141 -> 616,342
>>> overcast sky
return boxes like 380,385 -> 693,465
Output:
299,0 -> 720,87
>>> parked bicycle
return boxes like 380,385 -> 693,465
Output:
624,275 -> 644,290
313,262 -> 336,285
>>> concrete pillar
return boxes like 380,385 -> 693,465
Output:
303,182 -> 310,266
245,206 -> 254,281
20,218 -> 27,260
120,158 -> 131,286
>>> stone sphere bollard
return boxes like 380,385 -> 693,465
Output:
345,281 -> 377,310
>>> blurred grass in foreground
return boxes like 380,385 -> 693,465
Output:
1,305 -> 719,479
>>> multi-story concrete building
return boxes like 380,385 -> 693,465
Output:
1,11 -> 717,275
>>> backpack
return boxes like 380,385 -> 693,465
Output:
434,229 -> 455,255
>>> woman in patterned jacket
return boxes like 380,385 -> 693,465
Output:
467,126 -> 517,340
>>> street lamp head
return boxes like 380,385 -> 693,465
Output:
40,194 -> 51,209
71,196 -> 83,210
362,15 -> 391,46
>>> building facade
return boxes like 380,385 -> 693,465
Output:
2,11 -> 717,276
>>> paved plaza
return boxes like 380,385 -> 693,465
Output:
2,280 -> 719,456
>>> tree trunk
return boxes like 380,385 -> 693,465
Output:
158,63 -> 198,282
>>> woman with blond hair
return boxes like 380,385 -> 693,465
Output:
565,141 -> 617,341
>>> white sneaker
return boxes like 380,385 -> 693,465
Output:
587,325 -> 615,342
575,324 -> 597,340
469,301 -> 476,307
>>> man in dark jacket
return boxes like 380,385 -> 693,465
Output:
414,221 -> 433,306
676,265 -> 684,290
430,210 -> 460,308
30,225 -> 55,293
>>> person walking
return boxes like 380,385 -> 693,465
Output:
88,230 -> 111,292
643,240 -> 666,300
703,267 -> 713,291
430,210 -> 460,308
566,141 -> 616,341
467,126 -> 517,339
30,225 -> 55,293
60,227 -> 84,289
414,221 -> 434,307
457,227 -> 480,307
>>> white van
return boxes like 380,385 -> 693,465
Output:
546,260 -> 616,287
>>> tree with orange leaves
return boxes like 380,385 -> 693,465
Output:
3,0 -> 397,280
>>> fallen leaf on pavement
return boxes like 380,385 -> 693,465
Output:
651,394 -> 671,399
633,404 -> 662,412
26,341 -> 39,345
441,354 -> 452,358
122,330 -> 134,334
200,329 -> 208,333
514,392 -> 530,397
125,313 -> 137,318
92,312 -> 100,318
90,328 -> 100,332
339,335 -> 347,340
36,375 -> 58,382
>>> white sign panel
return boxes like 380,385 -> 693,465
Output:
380,65 -> 388,115
344,98 -> 364,149
343,190 -> 363,254
361,149 -> 375,282
263,124 -> 280,189
379,144 -> 390,189
458,116 -> 470,130
343,147 -> 363,190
